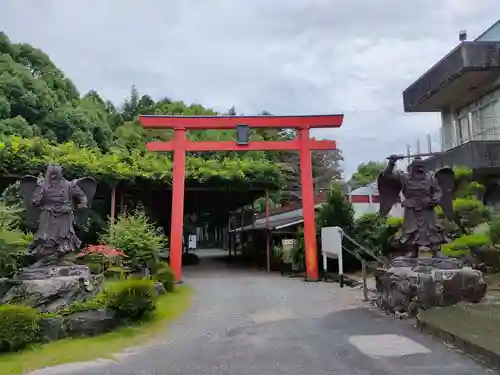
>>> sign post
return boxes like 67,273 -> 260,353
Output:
320,226 -> 344,287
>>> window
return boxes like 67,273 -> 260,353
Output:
457,116 -> 470,144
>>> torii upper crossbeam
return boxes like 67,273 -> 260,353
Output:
140,114 -> 344,282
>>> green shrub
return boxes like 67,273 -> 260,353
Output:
453,198 -> 491,231
154,263 -> 175,292
57,297 -> 106,317
353,213 -> 403,257
354,213 -> 386,256
99,209 -> 168,272
0,304 -> 40,352
442,233 -> 491,258
453,166 -> 485,199
104,279 -> 157,321
0,200 -> 33,278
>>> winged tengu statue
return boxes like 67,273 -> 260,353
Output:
377,155 -> 455,258
19,164 -> 97,268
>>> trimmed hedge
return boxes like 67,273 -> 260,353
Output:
0,304 -> 40,352
0,136 -> 282,188
103,279 -> 157,321
154,263 -> 175,292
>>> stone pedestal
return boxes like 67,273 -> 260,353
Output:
1,265 -> 103,312
374,256 -> 487,317
14,264 -> 91,280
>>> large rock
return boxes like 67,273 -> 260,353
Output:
66,309 -> 117,337
39,316 -> 66,341
153,281 -> 166,296
1,265 -> 103,312
374,256 -> 487,317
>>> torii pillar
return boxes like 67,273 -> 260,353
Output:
140,115 -> 344,282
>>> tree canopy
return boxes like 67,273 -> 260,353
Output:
0,32 -> 284,188
349,161 -> 386,189
0,31 -> 344,205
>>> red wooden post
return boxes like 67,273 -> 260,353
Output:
299,127 -> 319,281
265,189 -> 271,273
170,128 -> 187,282
139,115 -> 343,283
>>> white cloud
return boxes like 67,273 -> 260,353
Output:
1,0 -> 499,175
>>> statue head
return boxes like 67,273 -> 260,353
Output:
45,164 -> 63,184
409,157 -> 426,180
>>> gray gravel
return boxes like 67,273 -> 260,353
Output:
28,256 -> 493,375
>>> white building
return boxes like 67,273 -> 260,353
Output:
403,20 -> 500,207
349,182 -> 404,219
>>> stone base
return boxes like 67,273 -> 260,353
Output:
374,256 -> 487,316
15,264 -> 91,281
1,265 -> 103,312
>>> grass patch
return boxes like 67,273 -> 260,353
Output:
0,285 -> 193,375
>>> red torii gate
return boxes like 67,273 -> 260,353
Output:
140,114 -> 343,282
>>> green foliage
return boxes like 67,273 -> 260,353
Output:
104,279 -> 157,321
0,32 -> 283,190
291,227 -> 305,268
354,213 -> 386,254
316,183 -> 355,232
153,262 -> 175,292
0,136 -> 282,188
354,213 -> 403,257
0,200 -> 33,277
453,198 -> 491,231
442,233 -> 491,258
434,168 -> 490,237
0,304 -> 40,352
453,166 -> 484,199
349,161 -> 385,188
100,209 -> 167,272
57,297 -> 106,317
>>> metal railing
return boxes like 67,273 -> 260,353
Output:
340,232 -> 388,301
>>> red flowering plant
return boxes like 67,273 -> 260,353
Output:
77,245 -> 126,259
76,245 -> 127,276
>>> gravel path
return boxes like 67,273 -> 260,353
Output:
29,255 -> 493,375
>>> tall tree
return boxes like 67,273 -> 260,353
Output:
349,161 -> 386,189
225,105 -> 237,115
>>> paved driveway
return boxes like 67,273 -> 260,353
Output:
30,256 -> 493,375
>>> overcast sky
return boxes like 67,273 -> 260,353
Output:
1,1 -> 499,176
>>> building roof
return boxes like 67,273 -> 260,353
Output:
350,182 -> 378,195
233,203 -> 323,232
475,20 -> 500,42
233,182 -> 384,233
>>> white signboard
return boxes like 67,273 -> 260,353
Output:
321,226 -> 343,258
320,226 -> 344,287
188,234 -> 197,249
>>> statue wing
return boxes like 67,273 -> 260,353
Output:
434,167 -> 455,221
377,172 -> 402,218
75,177 -> 97,206
19,175 -> 40,226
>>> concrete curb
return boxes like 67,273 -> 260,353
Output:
416,315 -> 500,370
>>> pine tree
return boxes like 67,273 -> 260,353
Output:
316,182 -> 355,234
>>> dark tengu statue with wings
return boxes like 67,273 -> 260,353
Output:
378,155 -> 455,258
20,164 -> 97,268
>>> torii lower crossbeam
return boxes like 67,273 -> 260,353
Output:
140,114 -> 343,283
